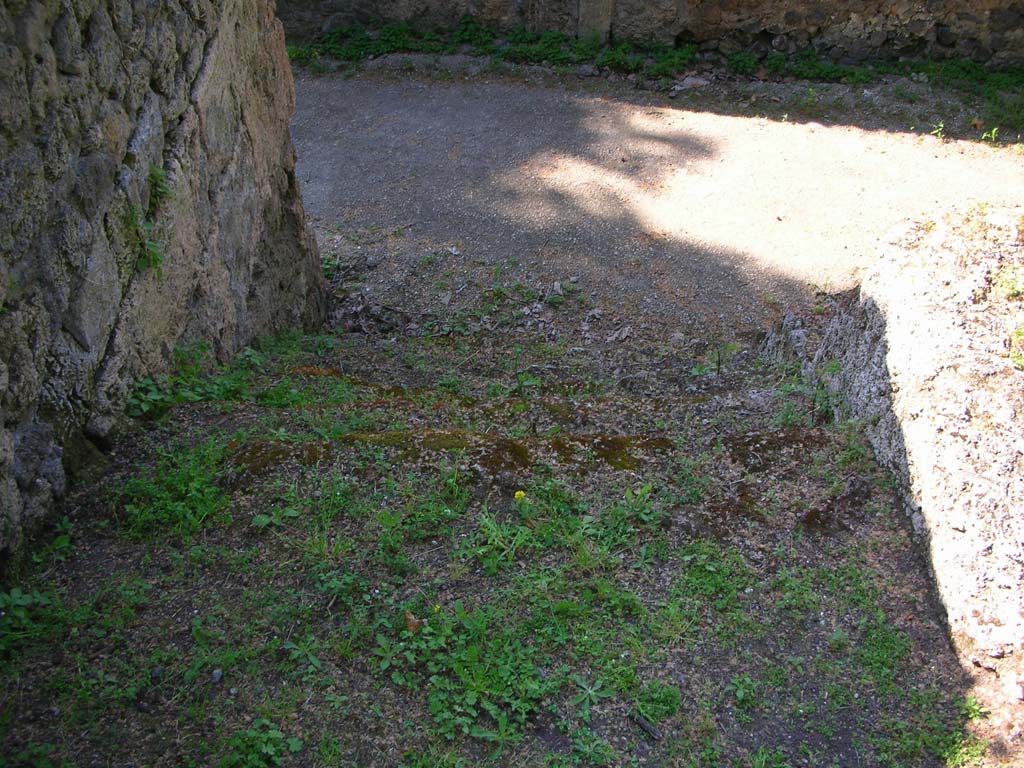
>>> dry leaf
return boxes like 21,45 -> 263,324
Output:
971,117 -> 985,130
404,610 -> 424,634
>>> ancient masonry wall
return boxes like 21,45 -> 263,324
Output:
810,208 -> 1024,717
276,0 -> 1024,65
0,0 -> 324,558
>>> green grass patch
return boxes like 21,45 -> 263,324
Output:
378,600 -> 561,741
290,16 -> 699,80
219,719 -> 303,767
0,587 -> 59,659
117,438 -> 229,538
674,539 -> 753,611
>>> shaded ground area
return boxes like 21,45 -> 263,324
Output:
0,318 -> 984,767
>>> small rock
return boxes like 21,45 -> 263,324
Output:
577,63 -> 598,77
1008,679 -> 1024,702
678,75 -> 710,90
606,325 -> 632,343
971,656 -> 997,672
211,669 -> 223,684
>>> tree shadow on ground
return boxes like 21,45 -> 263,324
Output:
290,71 -> 1024,346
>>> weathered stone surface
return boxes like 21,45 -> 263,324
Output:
0,0 -> 324,559
809,207 -> 1024,722
577,0 -> 615,41
276,0 -> 1024,64
277,0 -> 526,40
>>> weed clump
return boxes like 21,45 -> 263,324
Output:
118,439 -> 229,538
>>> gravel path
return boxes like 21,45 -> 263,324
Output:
292,70 -> 1024,335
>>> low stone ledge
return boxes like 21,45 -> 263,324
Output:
806,205 -> 1023,733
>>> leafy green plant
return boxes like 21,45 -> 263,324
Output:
126,376 -> 176,418
315,569 -> 369,609
283,634 -> 325,678
593,43 -> 645,73
251,505 -> 301,529
467,509 -> 536,574
401,467 -> 470,541
872,688 -> 986,767
675,540 -> 753,611
126,204 -> 164,274
0,588 -> 56,658
646,45 -> 697,78
219,719 -> 303,768
986,91 -> 1024,132
748,746 -> 792,768
727,673 -> 761,711
148,163 -> 171,214
772,568 -> 820,616
570,728 -> 616,765
634,680 -> 681,722
799,86 -> 821,114
827,627 -> 850,652
622,483 -> 666,527
124,166 -> 173,276
118,439 -> 228,538
835,420 -> 871,468
449,14 -> 496,51
1010,324 -> 1024,370
728,51 -> 759,75
30,516 -> 74,565
694,340 -> 740,376
570,675 -> 614,722
957,695 -> 989,722
126,342 -> 256,418
773,382 -> 812,428
256,380 -> 312,407
673,458 -> 709,504
995,265 -> 1024,301
381,601 -> 558,740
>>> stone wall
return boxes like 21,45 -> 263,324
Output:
276,0 -> 1024,65
809,207 -> 1024,721
0,0 -> 324,559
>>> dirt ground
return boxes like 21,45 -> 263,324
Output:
2,60 -> 1021,768
292,61 -> 1024,340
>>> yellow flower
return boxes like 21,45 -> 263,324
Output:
514,490 -> 526,502
434,604 -> 441,613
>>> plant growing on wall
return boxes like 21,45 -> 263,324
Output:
129,163 -> 172,276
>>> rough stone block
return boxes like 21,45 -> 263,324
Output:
0,0 -> 324,560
